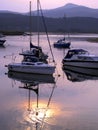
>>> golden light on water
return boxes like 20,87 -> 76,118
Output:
28,102 -> 54,123
23,100 -> 74,126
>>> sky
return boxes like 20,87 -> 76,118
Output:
1,0 -> 98,12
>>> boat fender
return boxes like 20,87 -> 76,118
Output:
5,65 -> 8,67
9,66 -> 13,69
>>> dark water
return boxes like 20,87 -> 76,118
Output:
0,34 -> 98,130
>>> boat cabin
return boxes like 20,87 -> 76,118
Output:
65,49 -> 89,59
23,56 -> 39,63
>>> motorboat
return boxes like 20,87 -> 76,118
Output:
53,37 -> 71,48
63,69 -> 98,82
62,49 -> 98,69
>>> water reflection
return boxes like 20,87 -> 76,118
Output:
7,71 -> 57,130
2,35 -> 98,130
63,68 -> 98,82
8,71 -> 55,84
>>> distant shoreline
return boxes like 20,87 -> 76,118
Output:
1,31 -> 98,42
1,31 -> 98,35
86,38 -> 98,42
0,31 -> 24,36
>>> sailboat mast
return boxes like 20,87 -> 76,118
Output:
29,1 -> 32,50
37,0 -> 40,47
64,14 -> 66,38
38,1 -> 55,63
64,14 -> 71,43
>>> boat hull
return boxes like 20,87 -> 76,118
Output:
63,64 -> 98,76
53,42 -> 70,48
62,60 -> 98,69
8,63 -> 55,75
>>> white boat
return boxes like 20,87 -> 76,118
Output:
7,1 -> 56,75
62,49 -> 98,69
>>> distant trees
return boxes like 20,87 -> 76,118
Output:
0,13 -> 98,33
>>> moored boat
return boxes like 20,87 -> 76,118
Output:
54,37 -> 71,48
62,49 -> 98,69
7,1 -> 56,75
53,14 -> 71,49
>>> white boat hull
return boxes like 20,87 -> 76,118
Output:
63,60 -> 98,69
8,63 -> 55,75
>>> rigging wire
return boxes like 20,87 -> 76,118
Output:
38,0 -> 55,64
38,0 -> 61,76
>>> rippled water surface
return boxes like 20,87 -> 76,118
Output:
0,34 -> 98,130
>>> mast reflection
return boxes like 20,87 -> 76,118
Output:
8,71 -> 57,130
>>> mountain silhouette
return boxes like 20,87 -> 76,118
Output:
31,3 -> 98,18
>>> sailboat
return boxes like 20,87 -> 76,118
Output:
53,37 -> 71,48
19,1 -> 48,63
53,14 -> 71,48
7,1 -> 55,75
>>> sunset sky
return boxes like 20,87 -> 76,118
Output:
1,0 -> 98,12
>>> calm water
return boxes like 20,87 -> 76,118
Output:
1,34 -> 98,130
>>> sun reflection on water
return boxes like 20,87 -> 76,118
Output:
25,102 -> 54,124
23,100 -> 74,129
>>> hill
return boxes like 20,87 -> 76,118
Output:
0,13 -> 98,33
32,3 -> 98,18
1,3 -> 98,18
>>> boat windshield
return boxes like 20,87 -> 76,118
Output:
65,49 -> 88,58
